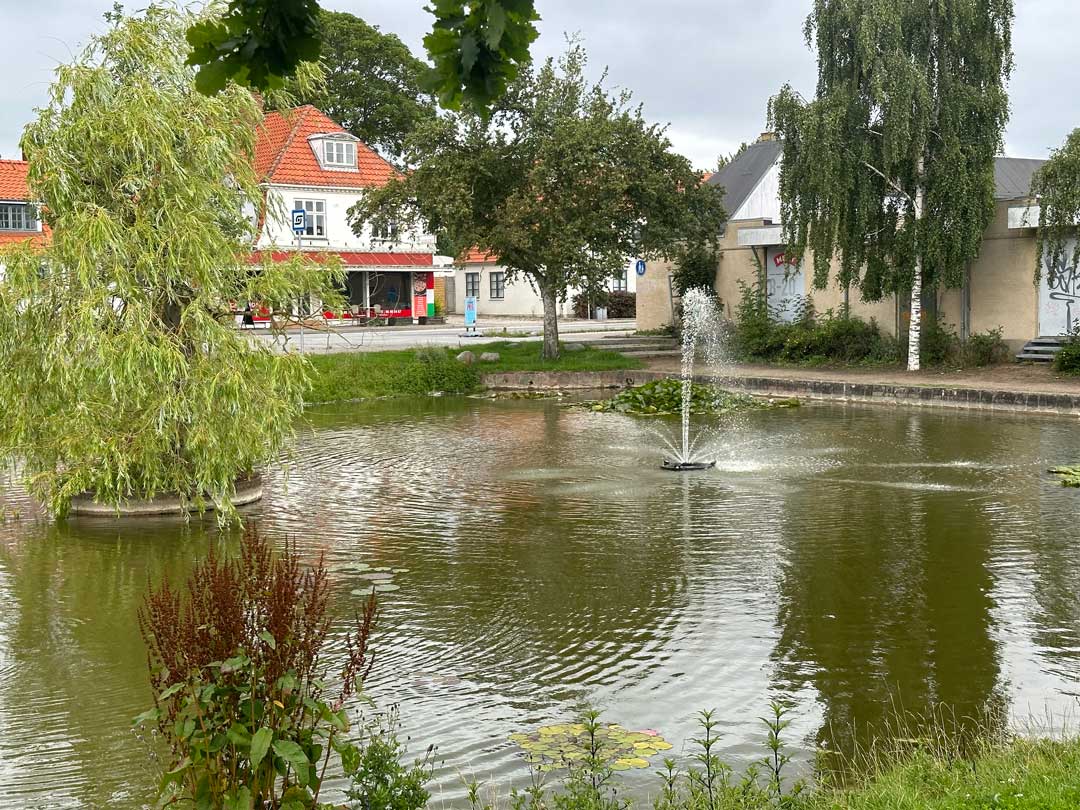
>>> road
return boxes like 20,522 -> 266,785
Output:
245,317 -> 637,354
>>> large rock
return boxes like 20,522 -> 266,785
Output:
564,343 -> 586,352
479,352 -> 501,363
456,350 -> 476,365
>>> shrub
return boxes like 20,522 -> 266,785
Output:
1055,341 -> 1080,374
346,709 -> 434,810
671,245 -> 717,296
137,527 -> 378,810
961,327 -> 1010,367
606,290 -> 637,318
918,312 -> 959,366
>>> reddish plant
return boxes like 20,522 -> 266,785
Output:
137,525 -> 377,808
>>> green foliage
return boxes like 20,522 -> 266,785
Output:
0,5 -> 342,517
423,0 -> 540,114
1050,466 -> 1080,487
304,342 -> 642,403
768,0 -> 1013,370
136,527 -> 378,809
297,10 -> 436,163
1033,128 -> 1080,279
1055,340 -> 1080,375
585,380 -> 795,416
672,245 -> 718,297
306,348 -> 482,403
350,42 -> 726,359
185,0 -> 321,94
510,721 -> 673,773
571,291 -> 637,319
346,708 -> 434,810
731,285 -> 1007,368
960,327 -> 1010,367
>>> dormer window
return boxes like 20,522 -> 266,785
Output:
323,140 -> 355,169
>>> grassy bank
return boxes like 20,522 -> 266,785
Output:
807,736 -> 1080,809
304,341 -> 642,403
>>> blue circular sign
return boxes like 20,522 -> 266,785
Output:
635,259 -> 647,276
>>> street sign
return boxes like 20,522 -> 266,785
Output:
291,209 -> 306,234
635,259 -> 647,276
464,296 -> 477,327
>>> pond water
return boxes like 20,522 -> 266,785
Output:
2,396 -> 1080,809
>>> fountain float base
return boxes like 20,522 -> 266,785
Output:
661,460 -> 717,472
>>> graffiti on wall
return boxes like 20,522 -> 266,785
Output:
765,248 -> 805,323
1039,241 -> 1080,336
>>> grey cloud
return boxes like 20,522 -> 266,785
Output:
1,0 -> 1077,167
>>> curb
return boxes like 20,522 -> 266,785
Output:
479,370 -> 1080,416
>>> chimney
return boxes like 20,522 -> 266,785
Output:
758,132 -> 777,143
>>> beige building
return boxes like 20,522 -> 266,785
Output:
637,136 -> 1069,355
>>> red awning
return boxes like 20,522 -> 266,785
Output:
250,250 -> 434,267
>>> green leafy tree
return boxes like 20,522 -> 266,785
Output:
769,0 -> 1013,371
187,0 -> 539,115
350,44 -> 726,360
296,10 -> 436,163
423,0 -> 540,113
0,5 -> 341,517
1032,128 -> 1080,283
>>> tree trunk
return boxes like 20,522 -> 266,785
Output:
540,282 -> 560,360
906,267 -> 922,372
907,161 -> 926,372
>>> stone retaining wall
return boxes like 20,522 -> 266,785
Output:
480,370 -> 1080,416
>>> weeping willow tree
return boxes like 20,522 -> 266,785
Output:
1032,128 -> 1080,284
0,5 -> 341,517
769,0 -> 1013,371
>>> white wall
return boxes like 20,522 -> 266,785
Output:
730,160 -> 782,223
258,185 -> 436,253
454,259 -> 639,318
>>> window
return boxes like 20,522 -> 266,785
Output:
489,271 -> 505,300
293,199 -> 326,238
374,221 -> 399,240
612,269 -> 628,291
0,203 -> 36,231
465,272 -> 480,298
323,140 -> 356,168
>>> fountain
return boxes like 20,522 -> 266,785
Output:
662,287 -> 725,472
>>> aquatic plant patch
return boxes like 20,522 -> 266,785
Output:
510,723 -> 672,771
583,379 -> 798,416
1050,466 -> 1080,487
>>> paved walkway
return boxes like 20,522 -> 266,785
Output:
247,318 -> 636,354
646,359 -> 1080,396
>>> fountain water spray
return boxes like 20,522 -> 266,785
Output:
663,287 -> 725,472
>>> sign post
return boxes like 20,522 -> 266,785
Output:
461,295 -> 479,337
291,209 -> 306,354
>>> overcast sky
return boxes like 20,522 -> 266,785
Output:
1,0 -> 1077,167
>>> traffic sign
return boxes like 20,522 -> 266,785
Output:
635,259 -> 647,276
291,209 -> 306,234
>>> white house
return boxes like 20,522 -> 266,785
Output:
0,159 -> 47,259
254,105 -> 439,322
452,249 -> 639,319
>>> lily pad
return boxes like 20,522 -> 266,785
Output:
373,583 -> 401,593
509,721 -> 673,773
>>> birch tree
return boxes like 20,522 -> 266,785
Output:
351,44 -> 725,360
769,0 -> 1013,370
1032,128 -> 1080,284
0,6 -> 341,517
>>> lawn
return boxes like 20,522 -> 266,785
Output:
304,341 -> 641,403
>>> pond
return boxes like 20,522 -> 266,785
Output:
1,396 -> 1079,808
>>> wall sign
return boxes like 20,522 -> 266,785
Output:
635,259 -> 647,276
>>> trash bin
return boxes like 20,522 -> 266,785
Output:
595,307 -> 608,321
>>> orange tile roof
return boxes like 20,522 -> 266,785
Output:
459,247 -> 499,264
255,105 -> 398,188
251,250 -> 433,268
0,159 -> 30,200
0,159 -> 48,247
